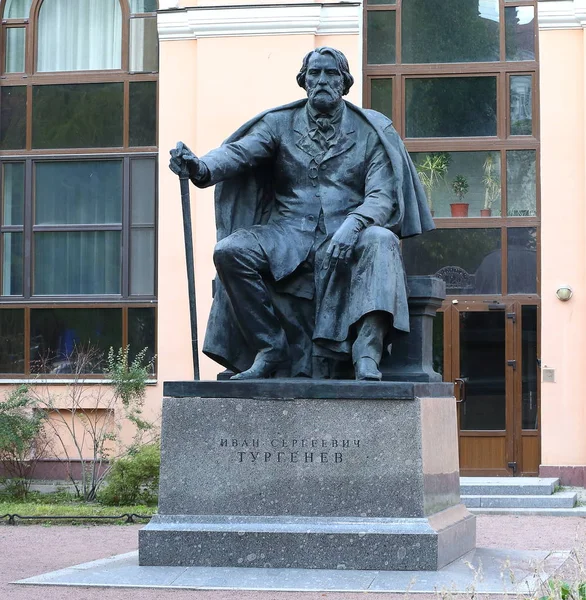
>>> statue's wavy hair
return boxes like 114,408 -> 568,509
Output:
296,47 -> 354,96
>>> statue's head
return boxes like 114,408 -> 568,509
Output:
297,47 -> 354,112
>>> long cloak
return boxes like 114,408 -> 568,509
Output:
202,99 -> 434,375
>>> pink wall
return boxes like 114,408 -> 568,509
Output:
540,28 -> 586,466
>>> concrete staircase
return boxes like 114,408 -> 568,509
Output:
460,477 -> 586,516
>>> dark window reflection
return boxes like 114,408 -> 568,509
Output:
0,308 -> 24,373
510,75 -> 532,135
33,83 -> 123,149
505,6 -> 535,61
30,308 -> 122,373
433,312 -> 443,376
0,87 -> 26,150
405,77 -> 497,137
129,81 -> 157,147
367,11 -> 396,64
3,162 -> 25,226
402,0 -> 499,63
460,311 -> 506,430
128,307 -> 155,374
34,231 -> 121,295
35,161 -> 122,225
2,232 -> 23,296
522,306 -> 538,429
370,79 -> 393,120
403,228 -> 502,294
507,228 -> 537,294
507,150 -> 536,216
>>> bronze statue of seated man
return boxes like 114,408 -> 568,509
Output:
169,47 -> 433,381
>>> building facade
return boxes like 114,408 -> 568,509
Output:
0,0 -> 584,485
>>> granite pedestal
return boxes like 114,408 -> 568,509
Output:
139,381 -> 475,571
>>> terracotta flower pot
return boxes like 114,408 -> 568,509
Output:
480,208 -> 492,217
450,203 -> 469,218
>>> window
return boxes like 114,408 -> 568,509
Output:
365,0 -> 539,299
0,0 -> 158,376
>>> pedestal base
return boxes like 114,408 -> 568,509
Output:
140,506 -> 475,570
139,381 -> 475,571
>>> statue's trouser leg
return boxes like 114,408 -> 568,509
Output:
352,311 -> 389,366
213,230 -> 288,362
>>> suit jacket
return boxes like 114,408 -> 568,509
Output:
197,102 -> 397,281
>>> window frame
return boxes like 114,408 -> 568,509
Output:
364,0 -> 540,301
0,0 -> 159,378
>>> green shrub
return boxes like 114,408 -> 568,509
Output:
0,386 -> 48,499
98,443 -> 160,506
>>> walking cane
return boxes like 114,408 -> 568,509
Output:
179,164 -> 200,380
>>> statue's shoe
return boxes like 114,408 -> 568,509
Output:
230,356 -> 289,380
354,357 -> 382,381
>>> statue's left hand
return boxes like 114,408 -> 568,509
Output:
323,216 -> 363,270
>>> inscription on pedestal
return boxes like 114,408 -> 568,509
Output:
219,437 -> 361,464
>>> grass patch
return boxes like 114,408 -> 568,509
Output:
0,492 -> 156,524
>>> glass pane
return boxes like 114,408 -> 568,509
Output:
35,161 -> 122,225
510,75 -> 532,135
405,77 -> 497,137
34,231 -> 121,295
411,151 -> 501,218
367,11 -> 396,65
459,311 -> 506,430
33,83 -> 124,149
0,86 -> 26,150
403,228 -> 502,295
3,0 -> 32,18
128,307 -> 155,372
129,81 -> 157,147
402,0 -> 499,63
505,6 -> 535,62
370,79 -> 393,120
130,228 -> 155,296
37,0 -> 122,71
131,159 -> 156,224
522,306 -> 538,429
2,232 -> 23,295
433,312 -> 443,377
0,308 -> 24,373
3,162 -> 25,225
508,228 -> 537,294
30,308 -> 122,374
130,17 -> 159,72
5,27 -> 25,73
130,0 -> 157,12
507,150 -> 536,216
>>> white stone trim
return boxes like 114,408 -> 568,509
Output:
539,0 -> 586,30
157,3 -> 361,40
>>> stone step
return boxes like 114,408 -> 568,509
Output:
462,491 -> 577,509
460,477 -> 559,496
469,506 -> 586,517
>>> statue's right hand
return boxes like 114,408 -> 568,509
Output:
169,141 -> 199,176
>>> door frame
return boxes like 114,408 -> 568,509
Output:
439,299 -> 540,476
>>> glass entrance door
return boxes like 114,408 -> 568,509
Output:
436,301 -> 540,476
455,303 -> 513,476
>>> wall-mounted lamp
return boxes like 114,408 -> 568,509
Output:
556,285 -> 573,301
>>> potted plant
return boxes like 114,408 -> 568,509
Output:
450,174 -> 469,217
415,152 -> 450,217
481,153 -> 500,217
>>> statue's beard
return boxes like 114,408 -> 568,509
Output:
307,85 -> 343,112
